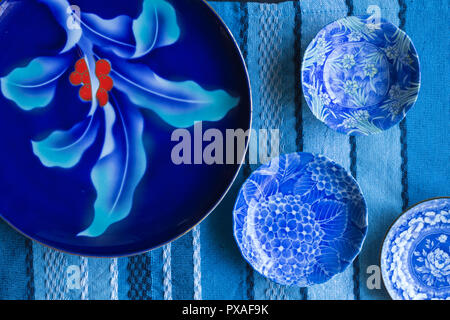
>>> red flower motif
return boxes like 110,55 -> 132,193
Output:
69,58 -> 113,107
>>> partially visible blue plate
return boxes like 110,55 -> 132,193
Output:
233,152 -> 367,286
381,198 -> 450,300
0,0 -> 250,256
302,15 -> 420,135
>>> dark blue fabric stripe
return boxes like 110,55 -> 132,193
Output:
346,0 -> 360,301
127,253 -> 152,300
0,221 -> 29,299
398,0 -> 409,211
237,1 -> 254,301
294,0 -> 307,300
399,120 -> 408,210
349,136 -> 359,300
294,0 -> 303,154
25,239 -> 34,300
345,0 -> 354,15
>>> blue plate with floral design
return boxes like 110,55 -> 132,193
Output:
302,15 -> 420,135
233,152 -> 367,286
0,0 -> 250,256
381,198 -> 450,300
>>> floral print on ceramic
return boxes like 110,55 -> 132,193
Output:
302,16 -> 420,135
381,198 -> 450,300
233,152 -> 367,286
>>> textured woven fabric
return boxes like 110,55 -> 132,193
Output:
0,0 -> 448,300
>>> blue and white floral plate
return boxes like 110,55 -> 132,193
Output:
302,16 -> 420,135
233,152 -> 367,286
0,0 -> 250,256
381,198 -> 450,300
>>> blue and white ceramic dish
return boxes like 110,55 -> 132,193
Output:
233,152 -> 367,286
381,198 -> 450,300
0,0 -> 250,256
302,16 -> 420,135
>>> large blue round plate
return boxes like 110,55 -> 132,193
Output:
381,198 -> 450,300
302,16 -> 420,135
0,0 -> 251,256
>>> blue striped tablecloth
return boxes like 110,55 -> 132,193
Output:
0,0 -> 448,300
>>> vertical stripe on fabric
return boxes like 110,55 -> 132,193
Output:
403,0 -> 449,205
258,3 -> 286,300
346,0 -> 354,15
258,4 -> 284,155
127,253 -> 152,300
349,134 -> 360,300
0,222 -> 32,299
171,232 -> 194,300
346,0 -> 360,301
293,0 -> 308,300
162,244 -> 172,300
25,239 -> 35,300
294,0 -> 303,154
398,0 -> 409,211
110,258 -> 119,300
43,249 -> 66,300
238,1 -> 254,300
80,257 -> 88,300
350,136 -> 360,300
192,225 -> 202,300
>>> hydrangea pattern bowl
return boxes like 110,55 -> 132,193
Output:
302,16 -> 420,135
233,152 -> 367,286
381,198 -> 450,300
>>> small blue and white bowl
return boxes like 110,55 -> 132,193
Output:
381,197 -> 450,300
302,16 -> 420,135
233,152 -> 367,287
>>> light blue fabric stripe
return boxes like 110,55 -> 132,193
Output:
117,257 -> 129,300
33,244 -> 69,300
87,258 -> 112,300
0,220 -> 29,299
247,1 -> 303,300
32,243 -> 46,300
171,232 -> 194,300
404,0 -> 450,205
356,131 -> 402,301
150,247 -> 164,300
300,0 -> 356,300
351,0 -> 402,300
67,253 -> 86,300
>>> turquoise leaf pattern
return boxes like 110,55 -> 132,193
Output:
80,0 -> 180,59
80,13 -> 135,58
32,116 -> 99,168
0,55 -> 70,110
38,0 -> 82,53
132,0 -> 180,58
78,102 -> 146,237
110,58 -> 240,128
